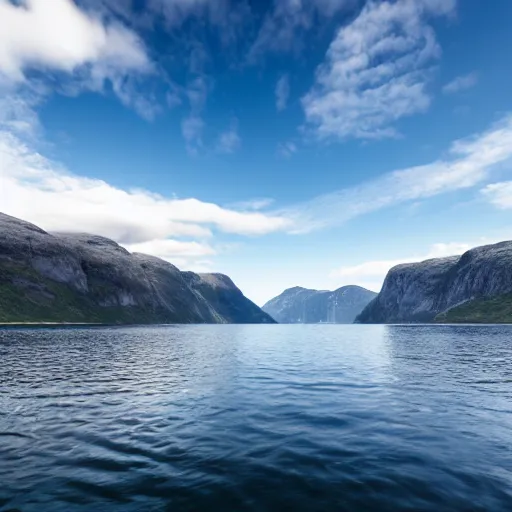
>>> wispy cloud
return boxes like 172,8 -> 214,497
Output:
186,76 -> 212,112
216,119 -> 241,154
248,0 -> 313,61
481,181 -> 512,209
181,116 -> 205,155
144,0 -> 250,46
443,72 -> 478,94
278,141 -> 298,158
0,92 -> 42,140
248,0 -> 354,62
283,114 -> 512,232
275,74 -> 290,111
229,198 -> 275,211
302,0 -> 455,140
181,76 -> 213,154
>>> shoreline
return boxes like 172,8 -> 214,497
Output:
1,322 -> 512,329
0,322 -> 109,328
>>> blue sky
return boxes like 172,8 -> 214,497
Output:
1,0 -> 512,305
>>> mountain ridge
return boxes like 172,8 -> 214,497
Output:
357,240 -> 512,324
0,212 -> 274,324
263,285 -> 377,324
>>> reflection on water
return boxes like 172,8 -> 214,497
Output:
1,324 -> 512,511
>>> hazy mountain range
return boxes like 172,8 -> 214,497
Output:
263,286 -> 377,324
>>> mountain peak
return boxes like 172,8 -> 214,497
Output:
263,285 -> 377,324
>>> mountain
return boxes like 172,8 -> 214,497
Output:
262,286 -> 377,324
356,241 -> 512,324
0,213 -> 275,324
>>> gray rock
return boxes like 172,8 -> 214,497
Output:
263,285 -> 377,324
0,212 -> 275,324
0,214 -> 88,292
182,272 -> 275,324
356,241 -> 512,323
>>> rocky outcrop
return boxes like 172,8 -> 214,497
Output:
0,213 -> 274,324
357,241 -> 512,323
263,285 -> 377,324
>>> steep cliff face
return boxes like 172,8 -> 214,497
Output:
357,241 -> 512,324
0,213 -> 274,324
0,214 -> 88,292
183,272 -> 275,324
263,285 -> 377,324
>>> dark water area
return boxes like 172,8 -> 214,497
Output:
1,325 -> 512,511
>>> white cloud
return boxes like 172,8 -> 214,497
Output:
443,72 -> 478,94
284,114 -> 512,232
481,181 -> 512,209
216,119 -> 241,154
125,239 -> 216,259
302,0 -> 455,140
0,0 -> 158,121
0,0 -> 152,81
275,74 -> 290,111
0,131 -> 292,256
174,258 -> 216,273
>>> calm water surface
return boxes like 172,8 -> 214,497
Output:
1,325 -> 512,511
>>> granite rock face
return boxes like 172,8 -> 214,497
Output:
263,285 -> 377,324
0,213 -> 274,324
356,241 -> 512,323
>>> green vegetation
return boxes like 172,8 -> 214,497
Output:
436,294 -> 512,324
0,261 -> 176,325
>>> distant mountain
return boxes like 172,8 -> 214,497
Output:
357,241 -> 512,324
262,286 -> 378,324
0,213 -> 275,324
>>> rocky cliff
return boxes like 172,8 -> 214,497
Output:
357,241 -> 512,324
0,213 -> 274,324
263,285 -> 377,324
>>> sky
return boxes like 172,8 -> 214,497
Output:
1,0 -> 512,306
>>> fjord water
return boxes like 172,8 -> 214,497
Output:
1,325 -> 512,511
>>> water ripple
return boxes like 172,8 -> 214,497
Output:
1,324 -> 512,511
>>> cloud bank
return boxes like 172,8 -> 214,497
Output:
0,131 -> 290,266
